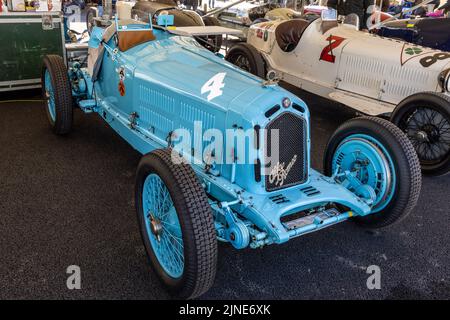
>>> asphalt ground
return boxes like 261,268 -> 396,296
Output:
0,86 -> 449,300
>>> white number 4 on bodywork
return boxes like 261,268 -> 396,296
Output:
201,72 -> 226,101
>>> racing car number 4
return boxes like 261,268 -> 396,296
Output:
201,72 -> 226,101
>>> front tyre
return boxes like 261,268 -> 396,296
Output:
41,55 -> 73,135
324,117 -> 421,228
135,149 -> 217,299
391,92 -> 450,176
225,43 -> 266,78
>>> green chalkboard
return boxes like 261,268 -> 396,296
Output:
0,13 -> 64,89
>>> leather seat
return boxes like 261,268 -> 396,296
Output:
117,29 -> 156,52
88,19 -> 155,80
103,19 -> 156,52
275,19 -> 311,52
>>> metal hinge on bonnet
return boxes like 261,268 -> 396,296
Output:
129,112 -> 139,129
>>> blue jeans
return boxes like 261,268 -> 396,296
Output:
209,0 -> 215,8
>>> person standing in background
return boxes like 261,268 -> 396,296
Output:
327,0 -> 374,30
209,0 -> 215,9
185,0 -> 198,10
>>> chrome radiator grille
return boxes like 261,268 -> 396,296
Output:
265,112 -> 308,192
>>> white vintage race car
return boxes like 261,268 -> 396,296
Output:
226,13 -> 450,175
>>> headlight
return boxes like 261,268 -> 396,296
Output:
438,68 -> 450,92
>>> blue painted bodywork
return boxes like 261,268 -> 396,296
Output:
68,23 -> 381,249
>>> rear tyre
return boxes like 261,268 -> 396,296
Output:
135,149 -> 217,299
391,92 -> 450,176
225,43 -> 266,78
324,117 -> 421,228
41,55 -> 73,135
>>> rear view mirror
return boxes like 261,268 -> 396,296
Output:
321,8 -> 337,21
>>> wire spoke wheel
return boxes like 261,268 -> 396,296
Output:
41,55 -> 73,135
391,92 -> 450,176
44,69 -> 56,122
136,149 -> 217,299
233,55 -> 251,72
143,174 -> 184,278
403,107 -> 450,165
225,43 -> 266,78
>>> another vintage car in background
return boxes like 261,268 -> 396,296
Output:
131,0 -> 223,51
378,17 -> 450,52
226,9 -> 450,175
131,0 -> 202,25
41,14 -> 421,299
204,0 -> 280,39
86,0 -> 119,33
87,0 -> 223,51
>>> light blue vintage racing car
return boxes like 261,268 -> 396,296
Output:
41,16 -> 421,299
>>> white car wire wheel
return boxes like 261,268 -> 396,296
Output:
225,43 -> 266,78
391,92 -> 450,176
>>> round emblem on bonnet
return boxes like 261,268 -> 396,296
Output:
282,98 -> 291,108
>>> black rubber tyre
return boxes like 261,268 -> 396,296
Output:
324,117 -> 422,228
201,16 -> 223,53
225,43 -> 266,78
135,149 -> 217,299
86,7 -> 97,35
391,92 -> 450,176
41,55 -> 73,135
